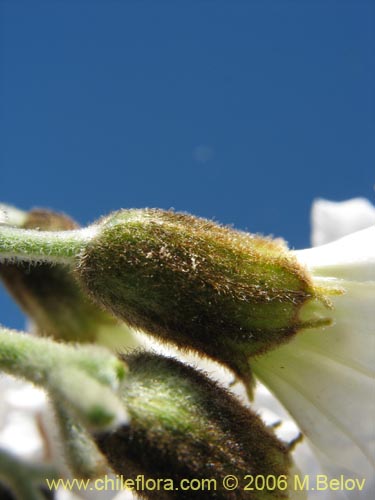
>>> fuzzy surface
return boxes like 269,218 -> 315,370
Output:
0,209 -> 118,342
95,352 -> 291,500
77,209 -> 317,380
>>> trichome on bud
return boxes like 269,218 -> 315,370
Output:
76,209 -> 329,392
95,352 -> 292,500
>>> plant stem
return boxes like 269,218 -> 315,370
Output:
0,226 -> 97,264
52,400 -> 108,479
0,326 -> 60,383
0,326 -> 129,431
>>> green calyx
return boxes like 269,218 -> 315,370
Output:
95,352 -> 291,500
77,209 -> 329,388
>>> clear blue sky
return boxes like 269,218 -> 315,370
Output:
1,0 -> 374,329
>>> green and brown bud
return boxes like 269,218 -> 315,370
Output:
95,352 -> 291,500
0,208 -> 135,346
76,209 -> 328,390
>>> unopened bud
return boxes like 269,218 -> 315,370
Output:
95,352 -> 291,499
77,209 -> 328,391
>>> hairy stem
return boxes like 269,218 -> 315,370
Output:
0,225 -> 97,264
0,326 -> 129,431
52,400 -> 108,479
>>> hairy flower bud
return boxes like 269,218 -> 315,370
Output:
95,352 -> 292,500
77,209 -> 328,390
0,209 -> 134,345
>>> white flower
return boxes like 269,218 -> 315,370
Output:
311,197 -> 375,246
253,198 -> 375,499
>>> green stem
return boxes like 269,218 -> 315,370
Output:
0,326 -> 129,431
52,400 -> 108,479
0,225 -> 96,264
0,326 -> 62,383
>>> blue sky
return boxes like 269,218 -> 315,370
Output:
1,0 -> 374,329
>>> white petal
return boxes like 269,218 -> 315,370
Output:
311,198 -> 375,246
296,225 -> 375,282
253,228 -> 375,498
0,204 -> 28,227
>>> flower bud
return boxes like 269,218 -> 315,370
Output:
77,209 -> 328,390
0,209 -> 135,345
95,352 -> 291,499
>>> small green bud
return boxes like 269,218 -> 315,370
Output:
0,209 -> 136,346
95,352 -> 291,500
77,209 -> 328,390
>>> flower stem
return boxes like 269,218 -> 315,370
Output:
52,400 -> 108,479
0,326 -> 129,431
0,326 -> 60,382
0,225 -> 97,264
